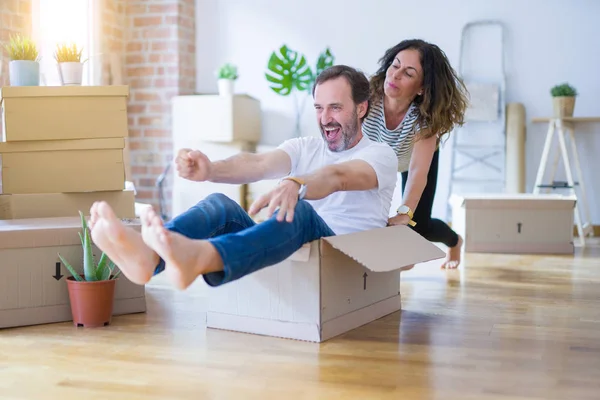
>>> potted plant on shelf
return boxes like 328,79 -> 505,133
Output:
550,82 -> 577,118
215,62 -> 238,96
54,42 -> 86,86
3,34 -> 40,86
58,211 -> 121,328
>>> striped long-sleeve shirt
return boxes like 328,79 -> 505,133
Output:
362,97 -> 423,173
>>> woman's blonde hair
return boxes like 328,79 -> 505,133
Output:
369,39 -> 469,141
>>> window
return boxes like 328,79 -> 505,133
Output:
31,0 -> 100,86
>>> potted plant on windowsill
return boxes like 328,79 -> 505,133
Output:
54,42 -> 86,86
550,83 -> 577,118
3,34 -> 40,86
215,62 -> 238,96
58,211 -> 121,328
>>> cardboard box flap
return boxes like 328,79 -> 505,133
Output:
449,193 -> 577,210
0,85 -> 129,101
0,138 -> 125,153
322,225 -> 445,272
0,216 -> 139,250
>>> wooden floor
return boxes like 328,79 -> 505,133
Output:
2,239 -> 600,399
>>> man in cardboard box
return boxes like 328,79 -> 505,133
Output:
89,65 -> 400,290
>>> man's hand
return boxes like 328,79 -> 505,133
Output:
248,180 -> 300,222
175,148 -> 212,182
387,213 -> 411,226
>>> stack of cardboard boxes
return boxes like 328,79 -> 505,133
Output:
0,86 -> 146,329
0,86 -> 135,219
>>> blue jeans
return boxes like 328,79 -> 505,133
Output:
153,193 -> 336,287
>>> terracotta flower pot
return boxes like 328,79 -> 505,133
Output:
66,276 -> 117,327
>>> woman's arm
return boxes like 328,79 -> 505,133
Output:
389,131 -> 437,225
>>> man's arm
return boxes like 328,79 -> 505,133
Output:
209,149 -> 291,183
297,160 -> 379,200
177,148 -> 291,184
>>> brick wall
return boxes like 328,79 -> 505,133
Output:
101,0 -> 196,217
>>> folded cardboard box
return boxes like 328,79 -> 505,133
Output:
207,225 -> 445,342
0,85 -> 129,142
0,137 -> 125,194
0,216 -> 146,329
0,189 -> 135,220
449,193 -> 577,254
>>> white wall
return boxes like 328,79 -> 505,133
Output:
195,0 -> 600,224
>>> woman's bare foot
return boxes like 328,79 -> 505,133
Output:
441,234 -> 463,269
89,201 -> 159,285
141,207 -> 224,290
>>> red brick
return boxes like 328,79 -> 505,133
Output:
136,190 -> 155,200
126,42 -> 143,52
19,0 -> 31,15
143,28 -> 174,40
149,104 -> 171,113
144,129 -> 170,138
149,4 -> 178,14
132,166 -> 148,175
134,16 -> 163,27
128,104 -> 146,114
138,116 -> 163,126
139,178 -> 156,187
151,41 -> 175,51
126,54 -> 144,64
134,91 -> 160,102
127,66 -> 155,77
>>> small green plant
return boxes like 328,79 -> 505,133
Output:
58,211 -> 121,282
216,63 -> 238,80
550,83 -> 577,97
54,42 -> 84,63
3,34 -> 40,62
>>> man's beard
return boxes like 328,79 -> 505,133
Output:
320,107 -> 359,152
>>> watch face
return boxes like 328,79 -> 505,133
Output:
397,205 -> 409,214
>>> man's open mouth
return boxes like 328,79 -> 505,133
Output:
323,126 -> 341,141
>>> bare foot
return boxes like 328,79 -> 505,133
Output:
89,201 -> 159,285
141,207 -> 224,290
441,234 -> 463,269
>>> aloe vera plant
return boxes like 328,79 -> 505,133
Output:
58,211 -> 121,282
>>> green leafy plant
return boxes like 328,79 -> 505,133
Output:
54,42 -> 84,63
265,45 -> 335,136
3,34 -> 40,62
58,211 -> 121,282
216,63 -> 238,80
550,83 -> 577,97
265,45 -> 334,96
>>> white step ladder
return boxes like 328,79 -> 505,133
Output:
447,20 -> 508,220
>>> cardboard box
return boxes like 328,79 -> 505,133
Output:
449,193 -> 577,254
0,85 -> 129,142
172,94 -> 261,143
0,138 -> 125,194
0,190 -> 135,220
207,225 -> 445,342
0,216 -> 146,329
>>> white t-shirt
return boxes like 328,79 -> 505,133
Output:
277,134 -> 398,235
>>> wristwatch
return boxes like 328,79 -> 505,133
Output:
397,205 -> 417,227
281,177 -> 307,199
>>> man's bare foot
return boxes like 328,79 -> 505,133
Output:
141,207 -> 224,290
441,234 -> 463,269
89,201 -> 159,285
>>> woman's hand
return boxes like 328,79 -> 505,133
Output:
248,180 -> 300,222
387,213 -> 411,226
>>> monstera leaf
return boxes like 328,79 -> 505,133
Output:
314,47 -> 334,78
265,45 -> 313,95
